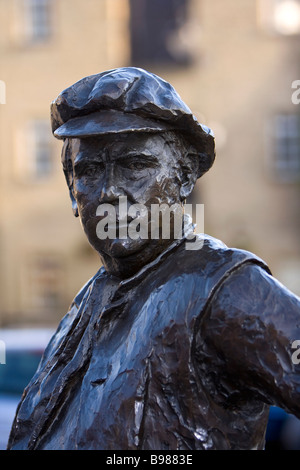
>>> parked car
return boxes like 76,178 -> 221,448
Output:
0,328 -> 55,450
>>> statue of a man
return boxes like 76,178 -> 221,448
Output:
8,68 -> 300,450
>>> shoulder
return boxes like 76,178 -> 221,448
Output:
195,235 -> 298,319
211,261 -> 300,316
182,233 -> 271,278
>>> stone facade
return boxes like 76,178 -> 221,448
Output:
0,0 -> 299,325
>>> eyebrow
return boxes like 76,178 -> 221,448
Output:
73,152 -> 104,168
74,150 -> 158,167
115,151 -> 158,161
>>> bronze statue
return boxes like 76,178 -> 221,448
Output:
7,67 -> 300,450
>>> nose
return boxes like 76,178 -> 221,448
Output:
100,165 -> 125,203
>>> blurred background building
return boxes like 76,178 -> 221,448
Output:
0,0 -> 299,327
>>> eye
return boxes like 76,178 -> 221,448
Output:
122,158 -> 156,171
85,165 -> 98,176
127,161 -> 148,170
76,161 -> 105,178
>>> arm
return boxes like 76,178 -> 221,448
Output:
201,262 -> 300,417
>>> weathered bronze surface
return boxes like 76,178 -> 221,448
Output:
7,68 -> 300,450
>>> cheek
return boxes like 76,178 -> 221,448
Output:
141,175 -> 181,205
161,178 -> 181,202
74,176 -> 103,196
74,190 -> 102,231
78,202 -> 105,249
74,177 -> 102,208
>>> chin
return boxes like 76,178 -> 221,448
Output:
96,237 -> 150,259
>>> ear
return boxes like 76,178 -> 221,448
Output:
179,162 -> 197,201
69,188 -> 79,218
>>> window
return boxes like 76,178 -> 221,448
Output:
268,114 -> 300,182
26,255 -> 64,312
257,0 -> 300,35
25,0 -> 53,43
31,120 -> 53,177
129,0 -> 192,67
14,119 -> 54,180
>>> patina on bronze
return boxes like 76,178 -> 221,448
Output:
8,68 -> 300,450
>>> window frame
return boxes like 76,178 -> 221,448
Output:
24,0 -> 53,44
265,113 -> 300,183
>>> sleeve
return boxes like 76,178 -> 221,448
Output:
199,262 -> 300,417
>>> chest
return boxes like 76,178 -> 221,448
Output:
40,275 -> 205,449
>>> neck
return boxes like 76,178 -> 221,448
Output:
97,214 -> 195,280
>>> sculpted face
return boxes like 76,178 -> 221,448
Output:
67,132 -> 195,277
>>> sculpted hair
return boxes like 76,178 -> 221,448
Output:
160,131 -> 200,188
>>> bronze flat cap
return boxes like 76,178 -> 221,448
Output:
51,67 -> 215,177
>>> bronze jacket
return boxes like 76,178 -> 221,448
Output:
7,235 -> 300,450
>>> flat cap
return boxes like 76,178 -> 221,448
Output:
51,67 -> 215,177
